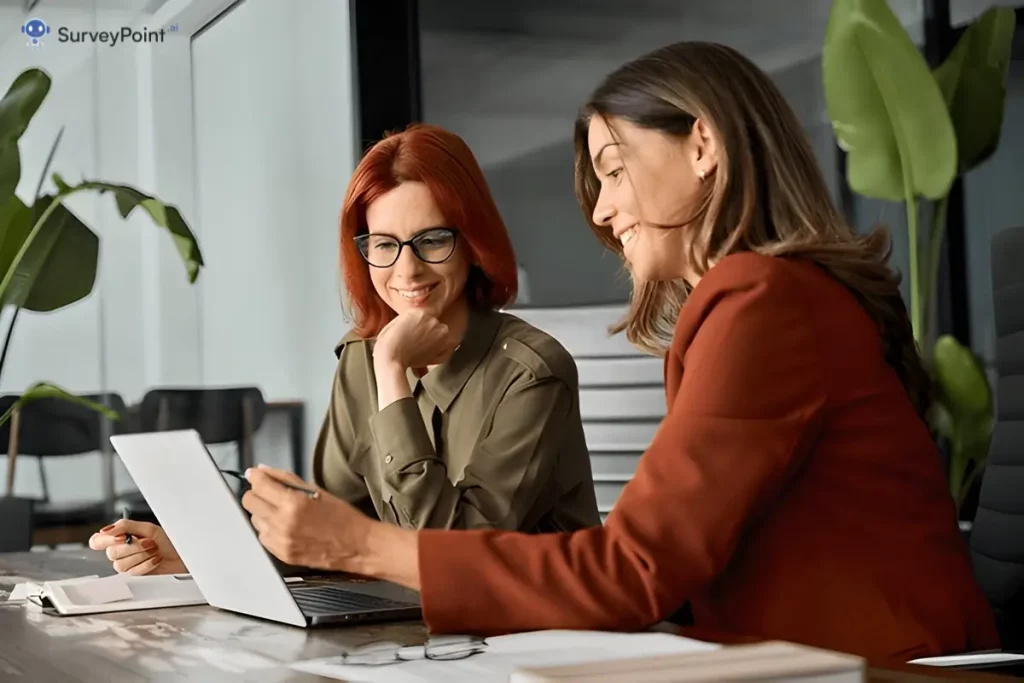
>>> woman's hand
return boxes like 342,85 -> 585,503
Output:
242,465 -> 421,590
373,310 -> 459,371
88,520 -> 187,575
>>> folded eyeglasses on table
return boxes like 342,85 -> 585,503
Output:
337,635 -> 487,666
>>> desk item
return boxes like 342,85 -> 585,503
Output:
910,652 -> 1024,668
122,507 -> 133,545
509,640 -> 865,682
289,630 -> 719,682
109,430 -> 420,628
220,468 -> 319,499
8,573 -> 206,615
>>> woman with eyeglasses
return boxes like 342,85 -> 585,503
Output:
89,124 -> 600,576
237,42 -> 998,663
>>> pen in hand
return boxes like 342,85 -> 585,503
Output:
122,507 -> 133,545
219,468 -> 320,499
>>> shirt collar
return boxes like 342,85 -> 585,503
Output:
417,307 -> 501,413
334,308 -> 502,414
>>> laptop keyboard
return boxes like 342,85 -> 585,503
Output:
289,584 -> 413,616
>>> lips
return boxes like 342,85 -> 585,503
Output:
393,283 -> 438,303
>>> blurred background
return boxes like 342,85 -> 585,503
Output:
0,0 -> 1022,546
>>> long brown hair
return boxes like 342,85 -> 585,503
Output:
573,41 -> 931,419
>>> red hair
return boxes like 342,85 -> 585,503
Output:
339,124 -> 518,337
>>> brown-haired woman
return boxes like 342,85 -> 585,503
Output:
89,124 -> 600,574
240,43 -> 998,662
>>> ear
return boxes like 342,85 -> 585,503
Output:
691,118 -> 719,179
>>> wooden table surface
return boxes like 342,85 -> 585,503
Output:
0,550 -> 1017,682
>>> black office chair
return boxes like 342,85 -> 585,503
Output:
0,393 -> 126,547
120,387 -> 267,522
969,225 -> 1024,652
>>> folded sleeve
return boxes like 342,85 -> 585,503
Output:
417,272 -> 828,635
369,377 -> 573,530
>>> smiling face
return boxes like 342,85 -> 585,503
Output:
587,114 -> 715,284
362,181 -> 470,322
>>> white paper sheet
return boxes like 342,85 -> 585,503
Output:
61,575 -> 134,605
288,630 -> 720,683
910,652 -> 1024,667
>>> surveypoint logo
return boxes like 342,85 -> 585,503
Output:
19,17 -> 176,48
21,18 -> 50,47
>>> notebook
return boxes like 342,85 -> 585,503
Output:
508,641 -> 866,683
8,573 -> 207,616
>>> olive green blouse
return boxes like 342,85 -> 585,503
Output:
311,308 -> 601,532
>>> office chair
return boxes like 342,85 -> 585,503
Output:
969,225 -> 1024,652
0,393 -> 126,547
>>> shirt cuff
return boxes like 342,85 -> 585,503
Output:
369,397 -> 436,475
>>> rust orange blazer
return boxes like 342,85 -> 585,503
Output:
417,252 -> 999,663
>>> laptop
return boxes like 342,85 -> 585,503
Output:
109,429 -> 422,627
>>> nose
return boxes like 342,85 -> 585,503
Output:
391,242 -> 424,278
591,188 -> 615,227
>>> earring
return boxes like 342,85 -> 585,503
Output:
698,169 -> 706,181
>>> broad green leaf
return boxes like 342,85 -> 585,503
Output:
823,0 -> 957,201
933,7 -> 1016,172
0,194 -> 32,272
0,381 -> 120,429
0,69 -> 51,199
0,194 -> 99,312
53,175 -> 203,283
22,197 -> 99,311
933,334 -> 991,418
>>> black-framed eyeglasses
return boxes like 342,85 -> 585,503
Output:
354,227 -> 458,268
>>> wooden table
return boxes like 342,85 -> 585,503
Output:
0,550 -> 1016,682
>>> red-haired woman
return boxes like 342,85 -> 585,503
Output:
90,124 -> 600,576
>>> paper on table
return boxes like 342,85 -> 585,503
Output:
288,630 -> 720,683
60,575 -> 134,605
910,652 -> 1024,667
6,574 -> 101,603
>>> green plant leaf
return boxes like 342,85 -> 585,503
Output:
933,7 -> 1016,173
53,175 -> 203,283
823,0 -> 957,201
22,197 -> 99,311
0,69 -> 51,199
0,195 -> 98,311
0,381 -> 120,429
933,334 -> 992,418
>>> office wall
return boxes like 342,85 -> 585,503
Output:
0,0 -> 356,501
189,0 -> 356,477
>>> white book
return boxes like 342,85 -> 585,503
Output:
509,641 -> 865,683
10,573 -> 207,615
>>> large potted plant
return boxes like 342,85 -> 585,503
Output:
0,67 -> 203,427
822,0 -> 1016,514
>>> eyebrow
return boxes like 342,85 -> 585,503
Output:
593,142 -> 621,167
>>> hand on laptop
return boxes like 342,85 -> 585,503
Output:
242,465 -> 374,572
243,465 -> 422,591
88,520 -> 187,576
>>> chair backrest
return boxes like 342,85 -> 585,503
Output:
512,305 -> 665,522
0,393 -> 127,496
138,387 -> 267,469
0,393 -> 127,457
970,225 -> 1024,649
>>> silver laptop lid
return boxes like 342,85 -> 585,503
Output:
110,429 -> 306,627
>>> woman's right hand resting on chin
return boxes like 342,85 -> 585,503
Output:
88,520 -> 187,576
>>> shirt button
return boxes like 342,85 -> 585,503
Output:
384,455 -> 393,464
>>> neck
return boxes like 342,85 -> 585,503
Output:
439,297 -> 471,343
